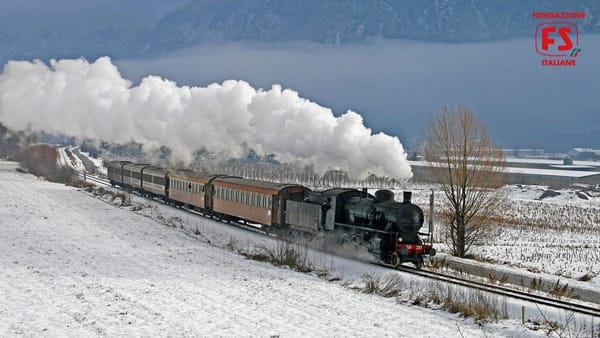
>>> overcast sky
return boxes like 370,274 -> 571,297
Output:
116,36 -> 600,151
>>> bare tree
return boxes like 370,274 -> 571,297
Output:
424,106 -> 507,257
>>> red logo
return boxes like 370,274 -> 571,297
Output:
535,22 -> 579,57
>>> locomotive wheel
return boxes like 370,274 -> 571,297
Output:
390,253 -> 400,268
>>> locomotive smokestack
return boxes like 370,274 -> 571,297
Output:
403,191 -> 412,204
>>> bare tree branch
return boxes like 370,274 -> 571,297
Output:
424,106 -> 507,257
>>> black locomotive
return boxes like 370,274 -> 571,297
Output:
286,188 -> 435,268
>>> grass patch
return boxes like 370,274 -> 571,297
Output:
360,273 -> 405,298
245,239 -> 314,273
357,274 -> 508,323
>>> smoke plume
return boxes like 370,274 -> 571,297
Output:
0,57 -> 412,180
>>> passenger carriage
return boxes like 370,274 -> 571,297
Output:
141,166 -> 169,199
168,170 -> 215,209
211,177 -> 309,227
106,161 -> 130,187
122,163 -> 151,192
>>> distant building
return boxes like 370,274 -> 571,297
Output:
409,160 -> 600,188
570,148 -> 600,161
502,148 -> 547,158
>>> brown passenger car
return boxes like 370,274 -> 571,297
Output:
168,170 -> 215,209
211,177 -> 309,226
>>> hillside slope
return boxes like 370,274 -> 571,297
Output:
0,160 -> 516,337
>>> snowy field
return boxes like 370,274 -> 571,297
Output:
407,184 -> 600,287
2,160 -> 556,337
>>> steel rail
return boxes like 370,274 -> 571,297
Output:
380,263 -> 600,317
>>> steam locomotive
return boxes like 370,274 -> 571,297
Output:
106,161 -> 435,268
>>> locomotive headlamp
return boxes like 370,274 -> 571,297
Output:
398,237 -> 403,243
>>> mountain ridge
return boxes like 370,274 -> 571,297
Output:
0,0 -> 598,63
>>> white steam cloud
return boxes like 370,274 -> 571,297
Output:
0,57 -> 412,180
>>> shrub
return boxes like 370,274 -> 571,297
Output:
14,144 -> 58,179
360,273 -> 405,298
14,145 -> 77,183
251,239 -> 313,273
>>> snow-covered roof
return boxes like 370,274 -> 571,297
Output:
409,161 -> 600,178
505,157 -> 600,167
504,167 -> 600,178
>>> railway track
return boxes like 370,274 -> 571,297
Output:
77,171 -> 600,318
78,172 -> 110,186
387,264 -> 600,317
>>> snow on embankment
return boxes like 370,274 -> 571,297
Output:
0,160 -> 504,337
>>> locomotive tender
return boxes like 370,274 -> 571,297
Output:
106,161 -> 435,268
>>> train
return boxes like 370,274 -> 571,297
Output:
106,161 -> 436,268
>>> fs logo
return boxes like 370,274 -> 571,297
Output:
535,22 -> 580,57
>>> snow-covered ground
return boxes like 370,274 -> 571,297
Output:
77,149 -> 107,176
3,160 -> 556,337
405,183 -> 600,287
